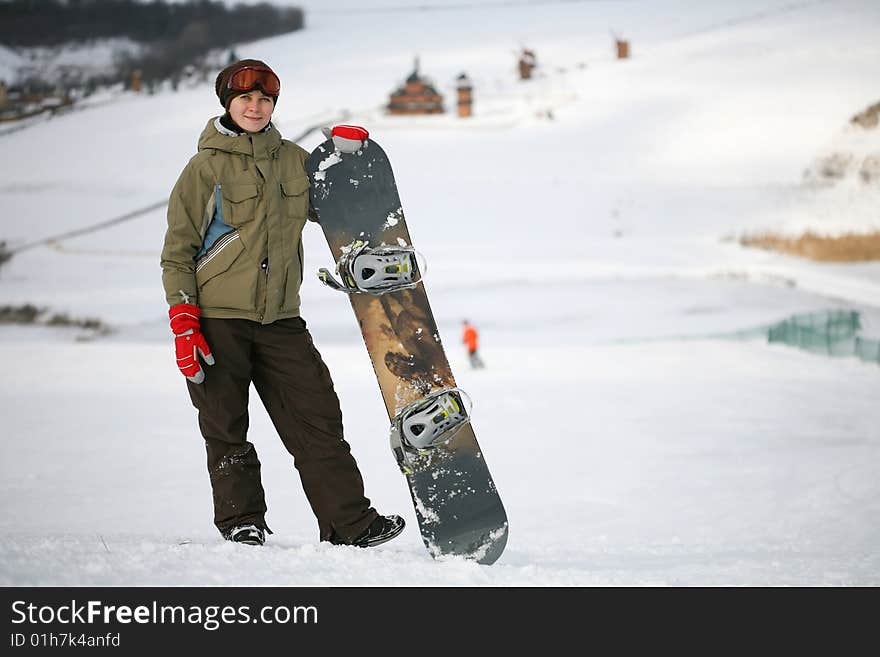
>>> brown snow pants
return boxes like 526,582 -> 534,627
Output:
186,316 -> 377,543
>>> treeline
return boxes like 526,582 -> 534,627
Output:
0,0 -> 304,48
1,0 -> 304,90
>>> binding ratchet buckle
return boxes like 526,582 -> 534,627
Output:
390,387 -> 472,474
318,240 -> 425,295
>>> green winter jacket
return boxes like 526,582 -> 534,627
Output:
161,118 -> 311,323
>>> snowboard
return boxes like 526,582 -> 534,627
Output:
305,126 -> 508,564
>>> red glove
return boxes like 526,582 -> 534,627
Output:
169,304 -> 214,384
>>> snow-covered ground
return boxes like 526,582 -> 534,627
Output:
1,0 -> 879,586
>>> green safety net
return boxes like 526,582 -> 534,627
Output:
767,309 -> 880,364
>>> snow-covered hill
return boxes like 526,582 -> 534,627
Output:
1,0 -> 879,586
0,43 -> 24,85
1,38 -> 145,88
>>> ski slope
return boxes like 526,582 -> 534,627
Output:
1,0 -> 879,585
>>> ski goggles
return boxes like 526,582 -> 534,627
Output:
227,66 -> 281,95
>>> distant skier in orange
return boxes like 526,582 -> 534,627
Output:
462,319 -> 485,369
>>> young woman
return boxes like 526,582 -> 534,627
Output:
160,59 -> 404,548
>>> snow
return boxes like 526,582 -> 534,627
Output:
1,0 -> 879,586
3,38 -> 145,87
0,44 -> 24,86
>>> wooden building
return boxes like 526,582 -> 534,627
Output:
387,59 -> 444,115
518,48 -> 536,80
456,73 -> 473,118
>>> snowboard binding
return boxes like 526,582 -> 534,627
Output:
318,240 -> 425,295
390,387 -> 472,474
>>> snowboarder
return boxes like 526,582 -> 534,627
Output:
462,319 -> 485,369
160,59 -> 404,548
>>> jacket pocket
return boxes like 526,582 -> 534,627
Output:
221,183 -> 259,226
280,177 -> 310,219
195,231 -> 257,311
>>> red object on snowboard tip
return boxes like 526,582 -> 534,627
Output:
331,125 -> 369,141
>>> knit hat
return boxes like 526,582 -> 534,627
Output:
215,59 -> 280,109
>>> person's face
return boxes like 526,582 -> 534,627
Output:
228,90 -> 274,133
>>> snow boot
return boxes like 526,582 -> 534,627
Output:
227,524 -> 265,546
330,515 -> 405,548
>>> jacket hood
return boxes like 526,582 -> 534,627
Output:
197,117 -> 282,156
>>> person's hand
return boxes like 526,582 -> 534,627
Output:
169,304 -> 214,384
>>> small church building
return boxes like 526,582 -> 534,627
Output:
387,59 -> 444,115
